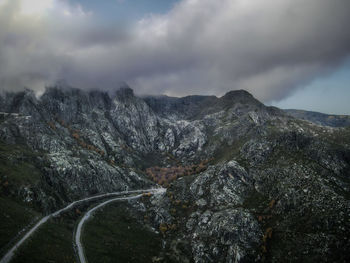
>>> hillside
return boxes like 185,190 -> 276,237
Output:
0,85 -> 349,262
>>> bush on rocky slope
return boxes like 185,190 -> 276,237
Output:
0,86 -> 349,262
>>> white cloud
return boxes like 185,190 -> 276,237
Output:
19,0 -> 54,16
0,0 -> 349,102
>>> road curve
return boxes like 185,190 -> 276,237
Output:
75,188 -> 166,263
0,188 -> 165,263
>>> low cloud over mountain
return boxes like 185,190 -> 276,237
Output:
0,0 -> 349,101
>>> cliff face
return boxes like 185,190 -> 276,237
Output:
0,85 -> 349,262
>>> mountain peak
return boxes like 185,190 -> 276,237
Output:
115,85 -> 134,101
220,89 -> 263,107
0,85 -> 349,263
222,89 -> 253,99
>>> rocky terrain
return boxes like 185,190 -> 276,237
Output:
0,84 -> 349,262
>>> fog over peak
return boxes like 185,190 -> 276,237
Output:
0,0 -> 349,102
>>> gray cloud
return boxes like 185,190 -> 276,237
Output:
0,0 -> 349,102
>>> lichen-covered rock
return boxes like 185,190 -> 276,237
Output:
0,85 -> 349,262
190,208 -> 261,263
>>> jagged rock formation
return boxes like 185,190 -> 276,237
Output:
0,85 -> 349,262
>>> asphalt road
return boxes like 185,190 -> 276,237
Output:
75,188 -> 166,263
0,188 -> 165,263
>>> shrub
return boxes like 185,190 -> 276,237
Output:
72,132 -> 80,139
145,160 -> 209,187
159,223 -> 168,234
48,121 -> 56,130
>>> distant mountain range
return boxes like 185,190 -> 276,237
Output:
285,109 -> 350,127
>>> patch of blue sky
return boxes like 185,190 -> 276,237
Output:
73,0 -> 179,21
272,58 -> 350,115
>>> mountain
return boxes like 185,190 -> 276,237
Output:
0,85 -> 349,262
285,109 -> 350,127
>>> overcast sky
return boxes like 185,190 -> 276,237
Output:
0,0 -> 349,114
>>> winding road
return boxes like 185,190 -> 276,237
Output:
0,188 -> 165,263
75,188 -> 166,263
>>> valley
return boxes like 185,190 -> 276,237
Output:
0,85 -> 349,262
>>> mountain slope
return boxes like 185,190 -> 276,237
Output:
0,85 -> 349,262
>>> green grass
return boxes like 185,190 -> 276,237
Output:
0,197 -> 40,255
208,135 -> 250,164
84,203 -> 162,263
0,142 -> 45,255
0,142 -> 43,186
11,216 -> 77,263
242,190 -> 270,211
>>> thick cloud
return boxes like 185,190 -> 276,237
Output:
0,0 -> 349,101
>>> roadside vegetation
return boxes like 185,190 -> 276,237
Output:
0,142 -> 43,256
11,216 -> 76,263
84,203 -> 162,263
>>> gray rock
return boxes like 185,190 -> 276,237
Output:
0,85 -> 349,262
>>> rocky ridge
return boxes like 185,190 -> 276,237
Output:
0,85 -> 349,262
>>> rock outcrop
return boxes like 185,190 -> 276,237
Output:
0,85 -> 349,262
